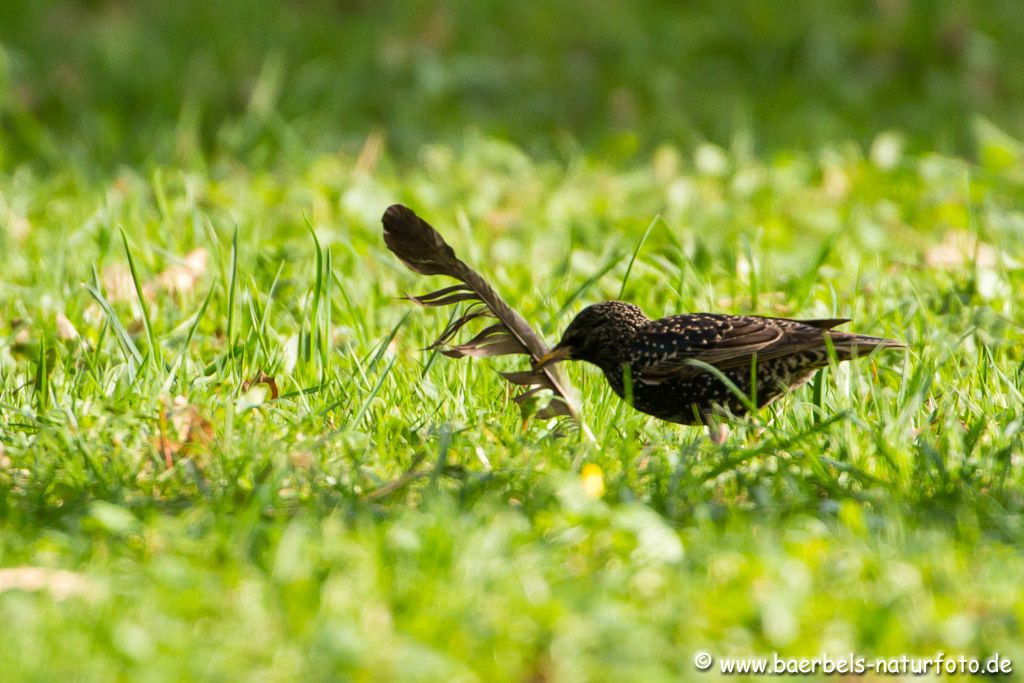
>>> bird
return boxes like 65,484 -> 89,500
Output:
536,301 -> 904,426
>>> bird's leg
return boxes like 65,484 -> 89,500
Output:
707,422 -> 730,444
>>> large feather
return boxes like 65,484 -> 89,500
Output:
382,204 -> 579,420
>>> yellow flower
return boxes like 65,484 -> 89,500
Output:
581,463 -> 605,499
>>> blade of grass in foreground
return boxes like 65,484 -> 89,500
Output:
121,229 -> 161,369
350,357 -> 396,428
84,266 -> 144,373
303,218 -> 323,364
225,226 -> 239,374
618,214 -> 660,300
556,252 -> 623,318
160,278 -> 218,394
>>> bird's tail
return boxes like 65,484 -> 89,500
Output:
828,332 -> 906,361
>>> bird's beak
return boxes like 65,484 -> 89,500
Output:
535,343 -> 572,369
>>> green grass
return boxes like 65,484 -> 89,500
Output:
2,127 -> 1024,680
4,3 -> 1024,679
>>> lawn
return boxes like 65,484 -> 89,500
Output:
2,2 -> 1024,681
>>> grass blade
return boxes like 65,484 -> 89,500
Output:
226,225 -> 239,371
121,229 -> 160,368
160,277 -> 218,393
618,214 -> 660,300
84,266 -> 144,371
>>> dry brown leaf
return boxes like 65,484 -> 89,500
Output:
56,312 -> 79,341
0,567 -> 100,600
822,165 -> 850,201
155,396 -> 214,468
9,214 -> 32,242
13,325 -> 30,345
103,248 -> 209,305
925,231 -> 998,269
355,130 -> 385,175
155,247 -> 208,295
101,263 -> 136,303
242,373 -> 279,400
289,451 -> 314,469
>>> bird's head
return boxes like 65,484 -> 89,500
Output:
537,301 -> 649,370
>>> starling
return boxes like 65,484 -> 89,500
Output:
537,301 -> 904,425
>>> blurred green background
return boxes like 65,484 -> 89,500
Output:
2,0 -> 1023,169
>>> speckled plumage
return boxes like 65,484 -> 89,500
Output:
546,301 -> 903,425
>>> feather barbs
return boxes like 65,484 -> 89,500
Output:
382,204 -> 580,421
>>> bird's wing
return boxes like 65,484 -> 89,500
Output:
629,315 -> 824,383
778,317 -> 849,330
